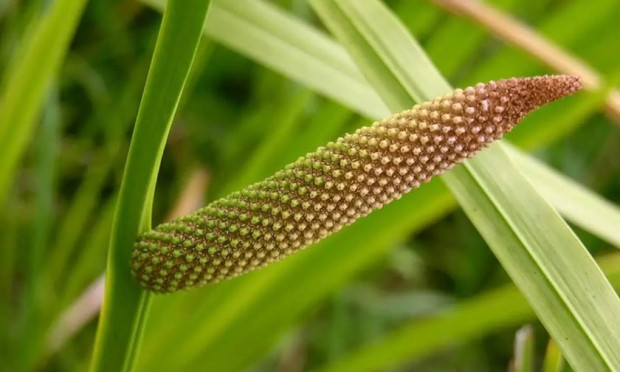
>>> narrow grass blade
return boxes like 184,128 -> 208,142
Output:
0,0 -> 87,206
543,339 -> 567,372
510,325 -> 535,372
89,1 -> 212,371
309,0 -> 620,370
18,87 -> 61,370
444,146 -> 620,369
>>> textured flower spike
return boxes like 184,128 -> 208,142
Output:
131,75 -> 581,293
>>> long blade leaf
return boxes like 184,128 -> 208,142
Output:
89,1 -> 211,371
309,0 -> 620,369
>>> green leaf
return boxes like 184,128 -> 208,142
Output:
309,0 -> 620,370
543,338 -> 567,372
89,1 -> 211,371
506,144 -> 620,248
18,87 -> 61,370
0,0 -> 87,206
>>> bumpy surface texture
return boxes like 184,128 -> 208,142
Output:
131,75 -> 581,293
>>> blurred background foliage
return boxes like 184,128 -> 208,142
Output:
0,0 -> 619,371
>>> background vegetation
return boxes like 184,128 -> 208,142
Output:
1,0 -> 619,371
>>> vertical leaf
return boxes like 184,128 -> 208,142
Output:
89,1 -> 212,371
19,86 -> 61,370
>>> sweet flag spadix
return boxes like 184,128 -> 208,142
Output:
131,75 -> 581,293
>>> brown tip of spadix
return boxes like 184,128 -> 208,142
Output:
514,74 -> 581,105
488,75 -> 582,124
